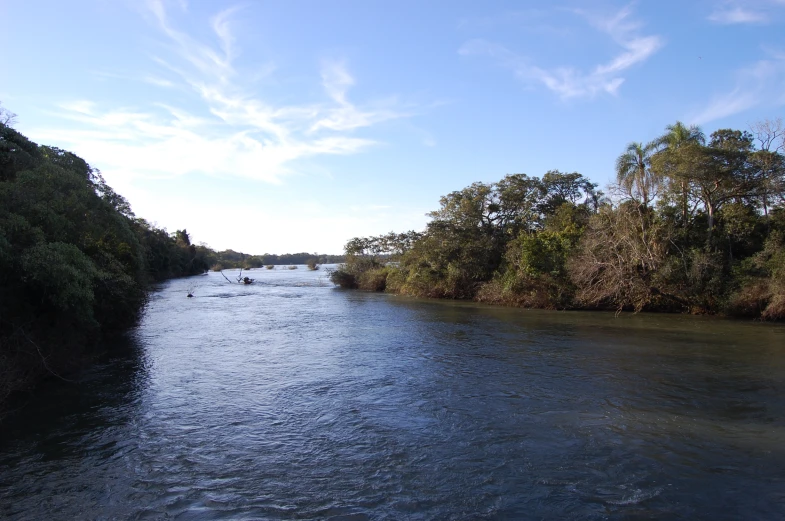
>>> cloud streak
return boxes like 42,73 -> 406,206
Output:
38,0 -> 409,185
708,0 -> 785,24
689,53 -> 785,124
458,5 -> 663,99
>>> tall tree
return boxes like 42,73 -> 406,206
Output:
749,118 -> 785,222
616,141 -> 658,209
653,121 -> 706,224
695,129 -> 756,240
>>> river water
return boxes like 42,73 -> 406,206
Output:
1,267 -> 784,520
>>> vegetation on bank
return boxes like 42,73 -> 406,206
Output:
208,250 -> 343,270
0,121 -> 218,407
331,120 -> 785,320
0,118 -> 339,409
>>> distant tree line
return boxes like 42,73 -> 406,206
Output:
207,250 -> 344,271
331,119 -> 785,320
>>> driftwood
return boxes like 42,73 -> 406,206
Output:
219,268 -> 255,285
236,268 -> 255,284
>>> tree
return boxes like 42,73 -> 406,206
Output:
0,122 -> 41,181
175,229 -> 191,247
616,141 -> 659,209
653,121 -> 706,224
749,118 -> 785,222
656,121 -> 706,149
694,129 -> 756,241
569,202 -> 677,312
539,170 -> 600,214
0,102 -> 17,127
493,173 -> 544,236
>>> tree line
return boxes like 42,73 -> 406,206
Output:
331,119 -> 785,320
0,121 -> 217,408
207,250 -> 344,271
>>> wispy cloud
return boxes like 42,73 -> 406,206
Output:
708,0 -> 785,24
309,60 -> 409,133
709,7 -> 767,24
37,0 -> 411,185
143,75 -> 177,88
458,5 -> 663,99
689,51 -> 785,124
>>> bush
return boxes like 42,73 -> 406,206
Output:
357,267 -> 389,291
329,268 -> 357,288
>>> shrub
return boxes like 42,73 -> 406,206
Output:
357,267 -> 389,291
329,269 -> 357,288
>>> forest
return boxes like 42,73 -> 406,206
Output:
0,119 -> 334,410
331,120 -> 785,321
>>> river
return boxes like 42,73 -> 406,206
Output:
1,267 -> 784,520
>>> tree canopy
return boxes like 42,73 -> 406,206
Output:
332,119 -> 785,320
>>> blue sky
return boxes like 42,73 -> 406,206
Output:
2,0 -> 785,254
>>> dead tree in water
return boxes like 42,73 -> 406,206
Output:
218,268 -> 255,284
236,268 -> 255,285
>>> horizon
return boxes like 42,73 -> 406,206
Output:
2,0 -> 784,254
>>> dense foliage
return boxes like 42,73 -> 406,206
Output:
0,123 -> 213,406
0,120 -> 350,409
332,119 -> 785,320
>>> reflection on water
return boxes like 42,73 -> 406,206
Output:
1,266 -> 784,520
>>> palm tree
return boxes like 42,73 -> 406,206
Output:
615,141 -> 658,210
657,121 -> 705,150
653,121 -> 706,223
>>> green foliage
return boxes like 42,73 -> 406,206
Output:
329,268 -> 358,289
0,124 -> 41,181
0,120 -> 351,411
336,119 -> 784,320
726,210 -> 785,319
374,171 -> 597,300
21,242 -> 97,317
204,250 -> 344,270
0,122 -> 214,409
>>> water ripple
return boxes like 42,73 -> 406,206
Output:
1,269 -> 785,519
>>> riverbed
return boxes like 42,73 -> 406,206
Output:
1,267 -> 784,519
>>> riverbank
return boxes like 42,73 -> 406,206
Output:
329,256 -> 785,321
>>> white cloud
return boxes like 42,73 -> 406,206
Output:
459,5 -> 662,100
709,7 -> 766,24
145,0 -> 234,81
35,1 -> 411,185
143,76 -> 177,88
309,61 -> 409,132
321,59 -> 354,105
211,6 -> 242,63
689,55 -> 785,124
708,0 -> 785,24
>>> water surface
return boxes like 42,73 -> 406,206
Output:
1,267 -> 784,519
